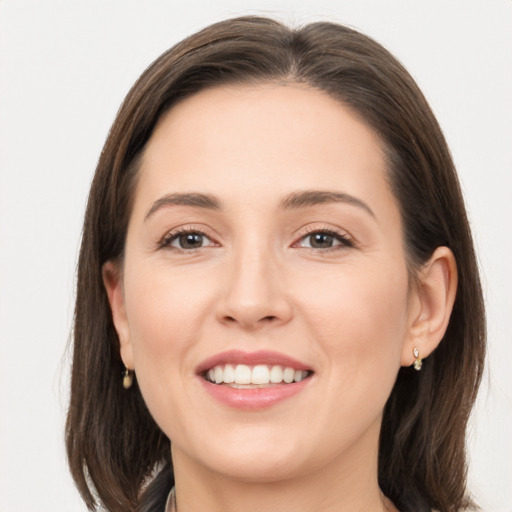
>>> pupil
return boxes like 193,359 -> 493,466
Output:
180,233 -> 203,249
311,233 -> 333,248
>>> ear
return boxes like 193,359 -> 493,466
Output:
102,261 -> 134,370
401,246 -> 458,367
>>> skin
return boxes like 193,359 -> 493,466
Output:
104,84 -> 457,512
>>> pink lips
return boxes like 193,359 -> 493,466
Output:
196,350 -> 313,411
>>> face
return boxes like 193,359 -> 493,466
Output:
105,84 -> 421,483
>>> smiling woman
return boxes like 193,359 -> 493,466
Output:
66,16 -> 485,512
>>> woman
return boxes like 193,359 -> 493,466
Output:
66,16 -> 485,512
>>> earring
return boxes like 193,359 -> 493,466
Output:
413,347 -> 423,371
123,368 -> 134,389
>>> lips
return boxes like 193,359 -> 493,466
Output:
196,350 -> 314,410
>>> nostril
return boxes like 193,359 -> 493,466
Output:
222,314 -> 277,326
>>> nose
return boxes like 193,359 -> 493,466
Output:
216,244 -> 293,330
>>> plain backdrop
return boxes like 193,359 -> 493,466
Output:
1,1 -> 511,511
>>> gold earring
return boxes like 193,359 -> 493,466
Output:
413,347 -> 423,371
123,368 -> 134,389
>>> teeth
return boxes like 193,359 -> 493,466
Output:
214,366 -> 223,384
269,365 -> 283,383
294,369 -> 305,383
205,364 -> 310,385
283,367 -> 295,383
223,364 -> 235,383
234,364 -> 252,384
252,365 -> 270,384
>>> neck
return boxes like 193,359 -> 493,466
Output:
171,423 -> 396,512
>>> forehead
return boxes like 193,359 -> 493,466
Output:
136,83 -> 395,215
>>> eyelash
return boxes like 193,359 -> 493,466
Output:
158,227 -> 354,252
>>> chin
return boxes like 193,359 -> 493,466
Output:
204,450 -> 308,483
178,424 -> 314,483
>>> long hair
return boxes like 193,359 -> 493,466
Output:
66,16 -> 485,512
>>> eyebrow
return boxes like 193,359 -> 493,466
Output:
144,190 -> 375,220
144,192 -> 221,220
280,191 -> 375,218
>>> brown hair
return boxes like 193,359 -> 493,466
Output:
66,16 -> 485,512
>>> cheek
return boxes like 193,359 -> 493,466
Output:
122,264 -> 215,416
294,261 -> 410,384
124,262 -> 211,352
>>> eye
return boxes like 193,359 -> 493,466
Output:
161,229 -> 215,250
296,230 -> 353,250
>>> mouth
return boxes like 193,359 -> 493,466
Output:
196,350 -> 314,409
203,364 -> 313,387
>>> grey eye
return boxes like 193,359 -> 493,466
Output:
299,231 -> 347,249
307,233 -> 335,248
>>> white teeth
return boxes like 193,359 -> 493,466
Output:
223,364 -> 235,383
234,364 -> 252,384
214,366 -> 223,384
252,365 -> 270,384
269,365 -> 283,383
205,364 -> 310,385
294,369 -> 306,383
283,367 -> 295,383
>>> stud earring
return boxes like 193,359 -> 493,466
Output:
122,368 -> 134,389
413,347 -> 423,371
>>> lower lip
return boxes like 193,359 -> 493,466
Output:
199,377 -> 311,410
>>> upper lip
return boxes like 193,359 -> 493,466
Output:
195,350 -> 313,374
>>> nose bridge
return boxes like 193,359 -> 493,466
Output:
217,234 -> 291,328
